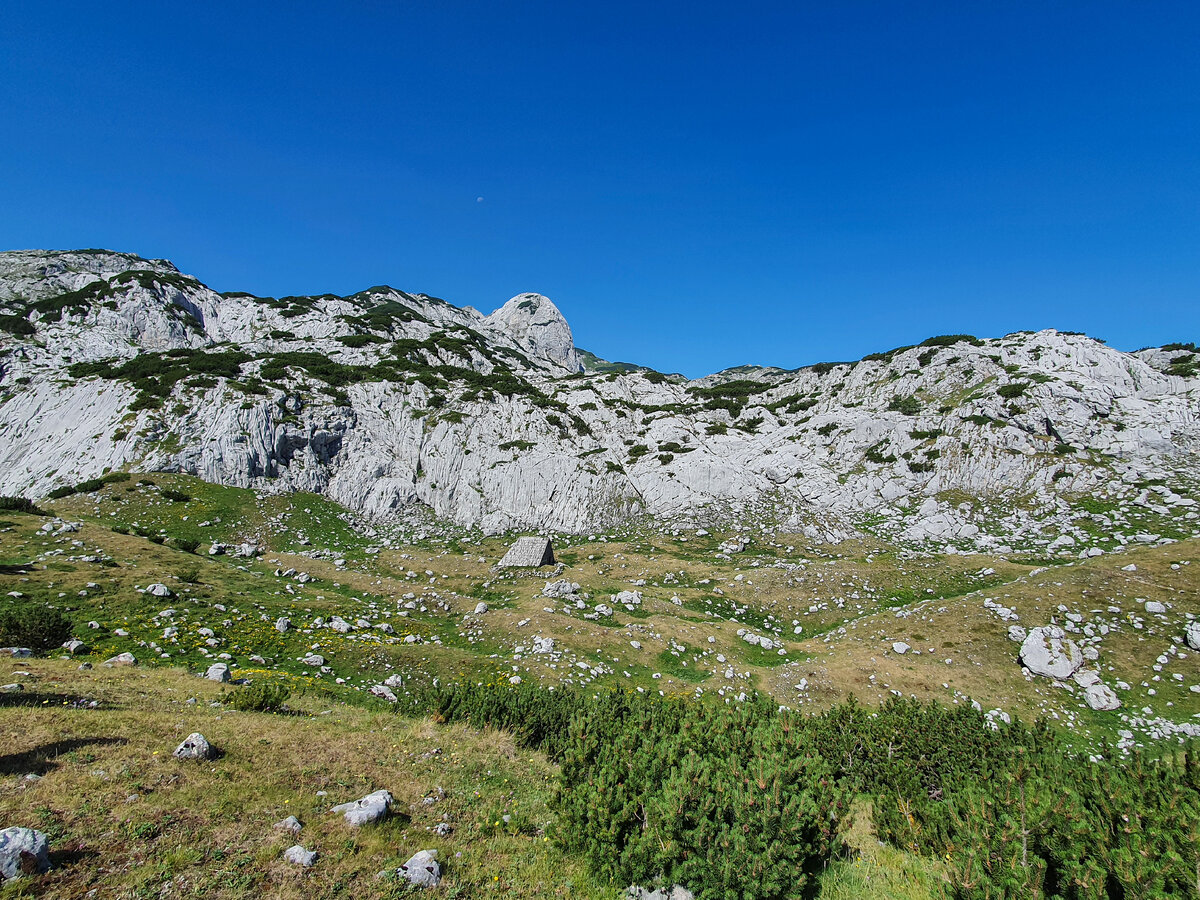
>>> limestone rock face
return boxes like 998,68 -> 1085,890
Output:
2,249 -> 1198,551
485,293 -> 581,373
1019,626 -> 1084,680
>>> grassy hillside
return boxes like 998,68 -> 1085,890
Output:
2,475 -> 1199,896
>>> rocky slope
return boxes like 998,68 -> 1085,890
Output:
1,249 -> 1197,552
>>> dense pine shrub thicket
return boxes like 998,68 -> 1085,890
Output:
426,681 -> 1200,900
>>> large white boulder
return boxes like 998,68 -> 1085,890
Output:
1084,682 -> 1121,711
1186,621 -> 1200,651
1019,625 -> 1084,679
0,827 -> 50,879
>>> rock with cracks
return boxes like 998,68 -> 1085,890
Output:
1019,625 -> 1084,680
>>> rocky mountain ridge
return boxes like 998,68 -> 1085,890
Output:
1,249 -> 1197,553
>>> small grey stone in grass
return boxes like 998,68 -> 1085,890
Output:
369,684 -> 398,702
0,684 -> 23,693
205,663 -> 230,683
399,849 -> 440,887
146,583 -> 173,598
892,641 -> 910,654
105,652 -> 137,667
627,886 -> 695,900
283,845 -> 318,867
173,733 -> 215,761
275,618 -> 291,633
274,816 -> 302,834
0,827 -> 50,879
331,790 -> 393,826
0,648 -> 32,658
63,639 -> 87,654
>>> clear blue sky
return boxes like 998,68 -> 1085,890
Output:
2,2 -> 1197,377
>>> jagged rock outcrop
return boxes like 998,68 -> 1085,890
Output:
1,249 -> 1198,550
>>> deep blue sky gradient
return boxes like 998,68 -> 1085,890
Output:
2,1 -> 1198,376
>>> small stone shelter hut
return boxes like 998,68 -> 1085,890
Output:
498,536 -> 556,568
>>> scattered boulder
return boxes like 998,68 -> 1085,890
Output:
498,536 -> 555,568
331,789 -> 393,826
105,652 -> 137,667
146,583 -> 173,598
301,654 -> 325,667
399,849 -> 441,888
1019,626 -> 1083,680
369,684 -> 398,703
273,816 -> 302,835
62,639 -> 87,654
473,602 -> 489,615
0,648 -> 32,658
283,845 -> 318,867
173,733 -> 215,761
1187,621 -> 1200,651
1084,682 -> 1121,711
1007,625 -> 1027,643
275,618 -> 291,633
205,663 -> 231,683
892,641 -> 910,655
0,684 -> 22,694
0,826 -> 50,879
1144,600 -> 1167,614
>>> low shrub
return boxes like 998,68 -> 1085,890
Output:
0,497 -> 46,515
0,606 -> 73,651
224,682 -> 291,713
887,395 -> 921,415
175,564 -> 202,584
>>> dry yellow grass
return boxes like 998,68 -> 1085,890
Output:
0,661 -> 617,899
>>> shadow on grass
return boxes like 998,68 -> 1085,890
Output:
0,735 -> 127,776
48,846 -> 100,870
0,691 -> 107,710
